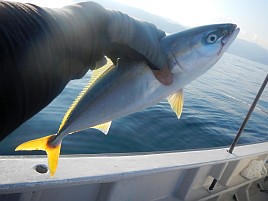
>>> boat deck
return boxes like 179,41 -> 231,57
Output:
1,142 -> 268,201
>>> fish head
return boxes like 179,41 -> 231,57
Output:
161,23 -> 240,76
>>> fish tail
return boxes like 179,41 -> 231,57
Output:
15,134 -> 61,176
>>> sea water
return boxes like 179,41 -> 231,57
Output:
0,53 -> 267,155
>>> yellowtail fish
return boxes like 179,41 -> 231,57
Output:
16,24 -> 240,176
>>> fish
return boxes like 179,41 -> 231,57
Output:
15,23 -> 240,176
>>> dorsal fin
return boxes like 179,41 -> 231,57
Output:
167,89 -> 184,119
58,59 -> 114,133
88,59 -> 114,89
91,121 -> 112,135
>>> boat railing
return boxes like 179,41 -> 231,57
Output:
209,73 -> 268,191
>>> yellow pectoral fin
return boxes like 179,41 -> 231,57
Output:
91,121 -> 112,135
167,89 -> 184,119
15,134 -> 61,176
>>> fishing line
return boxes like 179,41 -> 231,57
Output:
220,92 -> 268,115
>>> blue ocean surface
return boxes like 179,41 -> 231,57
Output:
0,53 -> 267,155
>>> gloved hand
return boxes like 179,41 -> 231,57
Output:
105,10 -> 167,71
105,10 -> 173,85
95,5 -> 173,85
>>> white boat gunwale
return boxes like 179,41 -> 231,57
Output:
1,141 -> 268,201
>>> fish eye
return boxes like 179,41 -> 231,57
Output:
206,33 -> 218,44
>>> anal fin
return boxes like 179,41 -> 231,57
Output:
91,121 -> 112,135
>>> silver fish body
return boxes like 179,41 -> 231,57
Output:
55,23 -> 240,143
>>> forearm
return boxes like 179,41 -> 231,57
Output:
0,1 -> 111,140
0,2 -> 96,139
45,2 -> 108,72
0,2 -> 59,139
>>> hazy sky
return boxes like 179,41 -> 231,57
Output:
116,0 -> 268,49
12,0 -> 268,49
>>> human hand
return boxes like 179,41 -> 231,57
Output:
104,10 -> 173,85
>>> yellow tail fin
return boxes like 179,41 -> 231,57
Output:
15,134 -> 61,176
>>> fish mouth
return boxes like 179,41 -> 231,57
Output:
220,24 -> 240,54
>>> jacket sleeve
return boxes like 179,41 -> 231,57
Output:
0,1 -> 166,140
0,2 -> 100,140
